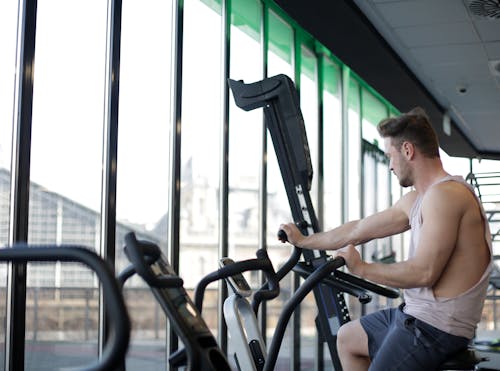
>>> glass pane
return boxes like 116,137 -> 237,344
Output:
299,44 -> 318,369
361,142 -> 393,314
26,1 -> 107,369
361,89 -> 386,148
440,150 -> 470,178
300,45 -> 318,209
323,58 -> 342,230
268,11 -> 293,75
116,0 -> 173,369
179,0 -> 222,336
347,77 -> 361,221
267,9 -> 294,366
228,0 -> 262,260
0,0 -> 17,368
227,1 -> 262,365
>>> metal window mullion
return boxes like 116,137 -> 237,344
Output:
5,0 -> 38,369
167,0 -> 184,368
385,105 -> 393,254
359,90 -> 365,257
217,0 -> 231,354
314,52 -> 324,371
291,30 -> 300,371
340,66 -> 350,224
359,90 -> 369,318
99,0 -> 122,358
316,54 -> 324,236
258,0 -> 268,341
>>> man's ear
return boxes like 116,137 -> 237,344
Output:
401,141 -> 415,159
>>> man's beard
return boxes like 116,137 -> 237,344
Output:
397,161 -> 413,188
399,176 -> 413,188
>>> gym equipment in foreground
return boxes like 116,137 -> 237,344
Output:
121,232 -> 231,371
0,244 -> 130,371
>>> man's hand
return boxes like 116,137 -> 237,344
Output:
278,223 -> 305,247
336,244 -> 365,277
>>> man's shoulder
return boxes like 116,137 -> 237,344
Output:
396,190 -> 418,214
423,180 -> 474,213
427,179 -> 471,199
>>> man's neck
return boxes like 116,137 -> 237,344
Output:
412,158 -> 448,194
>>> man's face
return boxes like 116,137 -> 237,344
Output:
384,137 -> 413,187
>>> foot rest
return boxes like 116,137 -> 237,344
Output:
439,349 -> 488,370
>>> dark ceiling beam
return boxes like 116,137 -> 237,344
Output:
274,0 -> 481,159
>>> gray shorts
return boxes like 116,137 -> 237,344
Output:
359,305 -> 469,371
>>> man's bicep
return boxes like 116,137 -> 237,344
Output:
356,206 -> 410,242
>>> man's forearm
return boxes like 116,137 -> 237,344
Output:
300,221 -> 360,251
356,260 -> 430,289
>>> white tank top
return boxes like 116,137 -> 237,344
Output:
403,175 -> 493,339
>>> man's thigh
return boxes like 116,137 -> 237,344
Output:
368,312 -> 467,371
337,319 -> 369,357
368,319 -> 441,371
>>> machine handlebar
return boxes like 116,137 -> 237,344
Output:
277,228 -> 400,299
194,248 -> 279,314
0,245 -> 130,371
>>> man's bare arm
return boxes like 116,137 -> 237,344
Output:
342,184 -> 464,288
279,191 -> 416,251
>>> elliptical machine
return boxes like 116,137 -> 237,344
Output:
194,235 -> 402,371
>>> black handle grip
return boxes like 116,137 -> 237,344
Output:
277,221 -> 308,243
277,229 -> 288,242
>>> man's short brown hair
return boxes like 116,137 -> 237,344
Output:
377,107 -> 440,158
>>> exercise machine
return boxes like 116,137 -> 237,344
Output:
0,244 -> 130,371
228,74 -> 490,370
194,248 -> 279,371
196,244 -> 405,371
120,232 -> 231,371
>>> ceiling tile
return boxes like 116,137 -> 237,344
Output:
425,61 -> 494,85
484,42 -> 500,59
410,43 -> 486,65
396,22 -> 480,47
460,112 -> 500,151
375,0 -> 469,28
473,20 -> 500,42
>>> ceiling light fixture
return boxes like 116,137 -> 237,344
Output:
468,0 -> 500,19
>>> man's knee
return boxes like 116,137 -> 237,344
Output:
337,320 -> 369,357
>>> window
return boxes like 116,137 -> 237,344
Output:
228,0 -> 263,262
266,9 -> 295,364
116,0 -> 173,368
347,77 -> 361,221
0,2 -> 17,362
322,58 -> 342,230
26,1 -> 108,368
179,0 -> 222,335
300,45 -> 318,209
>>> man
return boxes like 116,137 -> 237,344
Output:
279,107 -> 492,370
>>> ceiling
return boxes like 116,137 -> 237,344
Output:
275,0 -> 500,160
